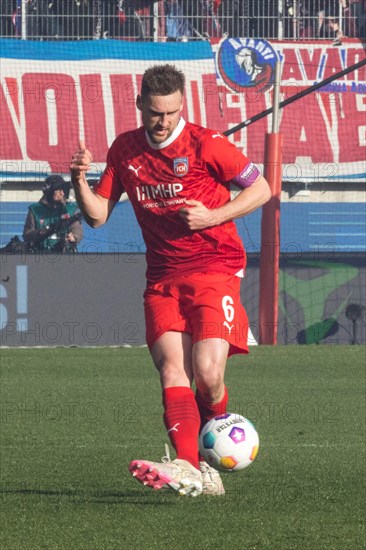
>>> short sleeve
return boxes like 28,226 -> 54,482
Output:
202,131 -> 252,182
94,144 -> 125,202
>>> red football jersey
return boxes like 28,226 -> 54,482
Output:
95,118 -> 253,285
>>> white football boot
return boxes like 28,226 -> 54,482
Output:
129,445 -> 203,497
200,461 -> 225,496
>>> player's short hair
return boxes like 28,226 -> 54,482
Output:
140,64 -> 185,99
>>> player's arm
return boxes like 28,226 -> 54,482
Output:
70,140 -> 116,228
179,174 -> 271,231
214,174 -> 271,223
179,134 -> 271,230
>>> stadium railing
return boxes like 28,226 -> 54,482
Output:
1,0 -> 364,42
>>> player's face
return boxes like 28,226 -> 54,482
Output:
137,91 -> 183,144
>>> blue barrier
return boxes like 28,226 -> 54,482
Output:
1,201 -> 365,253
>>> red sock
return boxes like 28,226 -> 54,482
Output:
195,386 -> 229,461
163,386 -> 200,470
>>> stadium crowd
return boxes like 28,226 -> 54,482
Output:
1,1 -> 365,41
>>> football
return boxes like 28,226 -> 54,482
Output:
199,413 -> 259,472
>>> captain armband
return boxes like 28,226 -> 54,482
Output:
232,163 -> 260,189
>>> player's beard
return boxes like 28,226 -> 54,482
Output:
149,122 -> 177,144
149,128 -> 169,143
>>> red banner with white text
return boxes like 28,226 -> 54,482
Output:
1,38 -> 365,183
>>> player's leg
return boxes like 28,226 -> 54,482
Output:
193,337 -> 230,448
193,338 -> 229,496
129,283 -> 203,495
188,272 -> 248,424
151,330 -> 193,388
186,272 -> 249,495
143,284 -> 202,467
129,331 -> 202,495
151,331 -> 201,469
193,337 -> 229,404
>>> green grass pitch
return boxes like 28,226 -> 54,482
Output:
0,346 -> 365,549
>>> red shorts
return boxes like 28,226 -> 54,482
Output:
144,272 -> 249,356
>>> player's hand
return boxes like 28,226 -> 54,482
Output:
179,199 -> 216,230
70,140 -> 93,178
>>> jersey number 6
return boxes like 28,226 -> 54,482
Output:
222,295 -> 235,323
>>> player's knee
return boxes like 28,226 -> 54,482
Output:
195,367 -> 224,402
158,362 -> 191,388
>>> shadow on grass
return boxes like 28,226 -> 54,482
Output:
0,485 -> 177,505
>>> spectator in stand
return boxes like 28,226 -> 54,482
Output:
203,0 -> 222,37
26,0 -> 63,39
177,0 -> 206,38
296,1 -> 318,38
317,1 -> 345,44
168,0 -> 222,40
92,1 -> 154,40
58,0 -> 93,40
279,0 -> 364,40
217,0 -> 253,38
0,0 -> 16,37
92,0 -> 153,40
92,0 -> 118,39
123,1 -> 166,40
344,0 -> 366,39
164,0 -> 193,40
252,1 -> 277,39
13,0 -> 22,37
283,1 -> 304,38
117,0 -> 147,39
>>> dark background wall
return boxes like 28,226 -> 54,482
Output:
1,253 -> 364,347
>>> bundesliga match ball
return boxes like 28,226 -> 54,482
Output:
199,413 -> 259,472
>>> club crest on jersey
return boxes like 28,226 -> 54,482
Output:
173,157 -> 188,177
